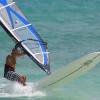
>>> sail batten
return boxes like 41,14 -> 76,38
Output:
0,2 -> 15,10
12,24 -> 31,31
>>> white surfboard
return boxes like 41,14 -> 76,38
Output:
36,52 -> 100,89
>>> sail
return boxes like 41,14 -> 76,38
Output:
0,0 -> 50,74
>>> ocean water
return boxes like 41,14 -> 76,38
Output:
0,0 -> 100,99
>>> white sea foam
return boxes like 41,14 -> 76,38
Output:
0,78 -> 46,98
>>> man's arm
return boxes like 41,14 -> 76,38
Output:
16,49 -> 26,57
14,41 -> 26,57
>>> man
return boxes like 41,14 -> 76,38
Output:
4,48 -> 26,86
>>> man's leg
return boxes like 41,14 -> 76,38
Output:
18,75 -> 26,86
5,71 -> 26,86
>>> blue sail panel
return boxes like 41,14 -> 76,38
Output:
0,0 -> 50,74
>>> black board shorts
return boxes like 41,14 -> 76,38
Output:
4,71 -> 20,81
4,64 -> 26,85
4,64 -> 20,82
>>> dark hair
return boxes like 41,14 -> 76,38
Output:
12,48 -> 16,52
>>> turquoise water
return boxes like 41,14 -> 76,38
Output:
0,0 -> 100,99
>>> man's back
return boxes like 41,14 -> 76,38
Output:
6,55 -> 16,68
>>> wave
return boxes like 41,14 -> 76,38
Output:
0,78 -> 46,98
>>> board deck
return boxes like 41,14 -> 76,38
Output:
36,52 -> 100,89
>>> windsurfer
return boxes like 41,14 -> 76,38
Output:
4,48 -> 26,86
